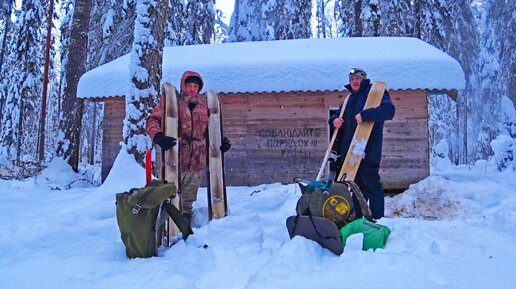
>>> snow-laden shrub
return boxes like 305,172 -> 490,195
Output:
500,95 -> 516,138
431,139 -> 454,173
490,135 -> 514,172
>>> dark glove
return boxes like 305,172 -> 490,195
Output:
220,137 -> 231,153
153,132 -> 177,151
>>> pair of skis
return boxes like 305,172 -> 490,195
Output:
156,82 -> 228,247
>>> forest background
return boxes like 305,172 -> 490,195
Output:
0,0 -> 513,182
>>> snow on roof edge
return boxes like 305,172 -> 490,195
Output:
78,37 -> 465,99
86,88 -> 460,101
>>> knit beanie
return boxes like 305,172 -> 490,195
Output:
349,67 -> 368,80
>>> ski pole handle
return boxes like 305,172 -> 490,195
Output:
145,149 -> 152,184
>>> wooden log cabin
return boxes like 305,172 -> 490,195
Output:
78,37 -> 465,189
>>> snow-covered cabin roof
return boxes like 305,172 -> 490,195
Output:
78,37 -> 465,99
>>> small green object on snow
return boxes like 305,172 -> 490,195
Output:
339,218 -> 390,251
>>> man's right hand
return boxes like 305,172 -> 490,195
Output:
153,132 -> 177,151
332,118 -> 344,128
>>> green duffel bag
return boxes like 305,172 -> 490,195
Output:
116,180 -> 192,259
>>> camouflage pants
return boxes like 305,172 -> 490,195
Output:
180,171 -> 201,214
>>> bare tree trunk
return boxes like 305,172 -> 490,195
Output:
414,1 -> 421,38
15,99 -> 24,164
38,0 -> 54,162
371,3 -> 380,36
354,0 -> 363,36
0,0 -> 13,122
89,101 -> 97,165
56,0 -> 92,172
0,0 -> 13,73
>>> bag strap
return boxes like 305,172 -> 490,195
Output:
343,180 -> 372,221
162,201 -> 194,239
131,184 -> 160,214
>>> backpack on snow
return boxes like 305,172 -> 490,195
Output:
286,177 -> 373,255
287,176 -> 393,255
295,177 -> 372,228
115,180 -> 193,258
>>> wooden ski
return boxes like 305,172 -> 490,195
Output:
206,90 -> 227,220
337,81 -> 386,182
160,82 -> 181,246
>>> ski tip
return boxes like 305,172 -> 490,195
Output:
162,82 -> 178,97
207,90 -> 220,113
372,81 -> 387,91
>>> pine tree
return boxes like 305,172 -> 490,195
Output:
0,0 -> 46,165
123,0 -> 167,164
56,0 -> 93,172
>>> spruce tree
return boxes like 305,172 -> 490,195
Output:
315,0 -> 333,38
124,0 -> 167,164
166,0 -> 186,46
1,0 -> 46,165
184,0 -> 215,45
88,0 -> 136,68
380,0 -> 412,36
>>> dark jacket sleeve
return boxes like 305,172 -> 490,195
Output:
328,108 -> 341,129
360,90 -> 395,122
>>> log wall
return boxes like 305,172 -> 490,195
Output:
220,89 -> 429,189
99,89 -> 430,189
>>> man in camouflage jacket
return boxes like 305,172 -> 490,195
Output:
147,71 -> 231,224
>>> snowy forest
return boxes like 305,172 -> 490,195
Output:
0,0 -> 514,183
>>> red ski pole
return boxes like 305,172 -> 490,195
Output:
145,149 -> 152,184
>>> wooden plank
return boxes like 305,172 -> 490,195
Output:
161,83 -> 180,245
338,81 -> 387,181
207,90 -> 227,219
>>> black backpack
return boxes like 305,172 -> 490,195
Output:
295,178 -> 372,229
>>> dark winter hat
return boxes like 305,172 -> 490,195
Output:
185,76 -> 202,86
349,67 -> 368,80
